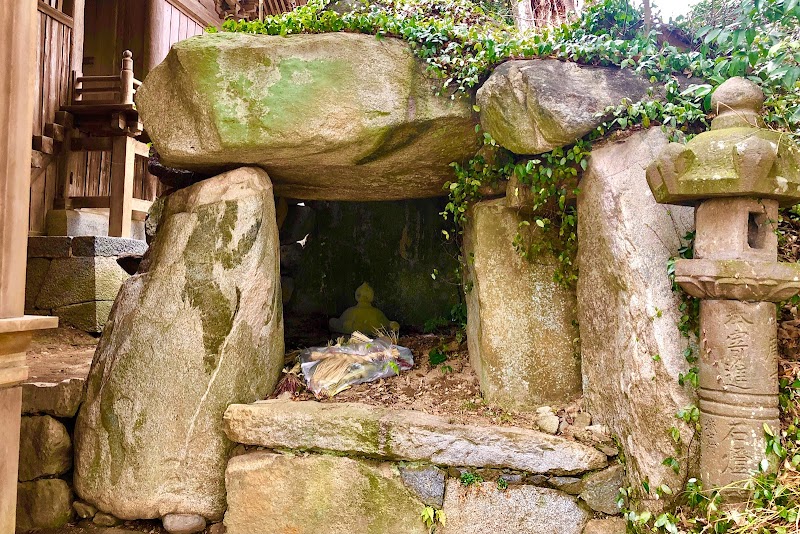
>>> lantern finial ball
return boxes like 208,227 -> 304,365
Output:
710,77 -> 764,129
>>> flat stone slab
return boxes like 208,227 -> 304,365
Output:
224,400 -> 607,475
71,236 -> 148,257
224,452 -> 427,534
22,378 -> 85,417
440,482 -> 591,534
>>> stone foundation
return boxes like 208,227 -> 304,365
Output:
25,236 -> 146,333
222,400 -> 624,534
16,379 -> 85,531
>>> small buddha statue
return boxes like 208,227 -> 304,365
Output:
329,282 -> 400,335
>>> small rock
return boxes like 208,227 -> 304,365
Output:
399,465 -> 446,507
536,406 -> 554,416
163,513 -> 207,534
573,413 -> 592,428
549,476 -> 584,495
583,517 -> 627,534
16,479 -> 73,530
73,501 -> 98,519
93,512 -> 123,527
522,474 -> 548,486
18,415 -> 72,481
207,522 -> 226,534
537,414 -> 561,435
579,465 -> 626,515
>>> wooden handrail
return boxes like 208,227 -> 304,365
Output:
75,75 -> 121,83
37,1 -> 74,28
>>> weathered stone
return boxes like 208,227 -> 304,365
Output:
25,257 -> 51,310
71,236 -> 148,257
579,465 -> 625,515
224,452 -> 427,534
73,501 -> 98,519
399,465 -> 446,507
53,301 -> 114,333
286,199 -> 460,338
18,415 -> 72,481
27,236 -> 73,258
477,59 -> 652,155
225,400 -> 607,475
699,299 -> 779,489
163,513 -> 207,534
549,476 -> 584,495
583,518 -> 627,534
93,512 -> 122,527
208,522 -> 226,534
137,32 -> 478,201
578,128 -> 696,505
22,378 -> 85,418
34,256 -> 129,310
74,167 -> 285,521
145,196 -> 166,245
538,414 -> 561,435
440,482 -> 592,534
16,479 -> 73,531
464,198 -> 580,410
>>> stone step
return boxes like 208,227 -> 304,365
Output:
224,400 -> 608,475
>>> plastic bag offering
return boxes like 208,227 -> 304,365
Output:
300,333 -> 413,397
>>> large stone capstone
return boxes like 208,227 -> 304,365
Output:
73,167 -> 284,521
477,59 -> 653,155
578,128 -> 696,507
136,32 -> 479,201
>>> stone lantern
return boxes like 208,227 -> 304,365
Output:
646,77 -> 800,491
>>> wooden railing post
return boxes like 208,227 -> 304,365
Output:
109,136 -> 135,238
120,50 -> 134,106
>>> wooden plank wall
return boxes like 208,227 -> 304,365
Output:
29,0 -> 74,235
66,0 -> 208,226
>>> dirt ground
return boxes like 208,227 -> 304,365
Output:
26,327 -> 97,382
271,329 -> 576,430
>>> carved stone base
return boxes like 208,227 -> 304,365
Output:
676,259 -> 800,302
698,300 -> 779,489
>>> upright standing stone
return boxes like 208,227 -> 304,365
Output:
74,167 -> 284,521
464,198 -> 580,410
578,128 -> 696,504
646,78 -> 800,492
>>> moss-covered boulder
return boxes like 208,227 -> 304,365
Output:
73,167 -> 284,522
224,452 -> 427,534
477,59 -> 653,155
137,32 -> 479,201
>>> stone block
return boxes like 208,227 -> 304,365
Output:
578,464 -> 625,515
22,378 -> 85,417
53,301 -> 114,333
25,258 -> 51,311
464,198 -> 580,410
583,518 -> 627,534
27,236 -> 73,258
34,256 -> 128,310
477,59 -> 653,155
399,465 -> 446,507
74,168 -> 284,522
72,236 -> 148,257
440,481 -> 591,534
578,128 -> 697,506
224,400 -> 607,475
16,479 -> 73,531
224,452 -> 427,534
18,415 -> 72,481
695,198 -> 778,261
46,209 -> 110,237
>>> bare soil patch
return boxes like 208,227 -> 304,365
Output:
26,327 -> 97,382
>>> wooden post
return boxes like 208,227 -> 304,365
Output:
120,50 -> 135,106
109,136 -> 136,238
0,1 -> 59,532
70,0 -> 85,87
145,0 -> 175,76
